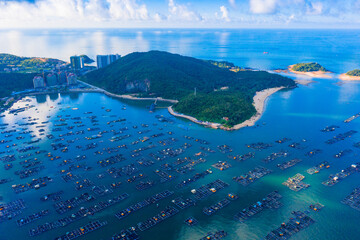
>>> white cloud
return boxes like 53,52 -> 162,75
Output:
249,0 -> 278,14
0,0 -> 354,29
287,14 -> 295,23
168,0 -> 202,21
153,13 -> 165,22
219,6 -> 230,22
306,2 -> 323,15
108,0 -> 148,20
0,0 -> 149,28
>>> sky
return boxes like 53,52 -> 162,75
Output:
0,0 -> 358,29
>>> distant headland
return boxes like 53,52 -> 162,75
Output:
339,69 -> 360,81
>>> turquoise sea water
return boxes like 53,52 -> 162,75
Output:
0,29 -> 360,240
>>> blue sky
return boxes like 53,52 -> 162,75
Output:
0,0 -> 358,28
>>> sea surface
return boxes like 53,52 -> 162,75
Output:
0,29 -> 360,240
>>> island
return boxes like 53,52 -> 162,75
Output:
339,69 -> 360,81
289,62 -> 331,78
82,51 -> 296,129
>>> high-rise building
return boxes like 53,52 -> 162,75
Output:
109,54 -> 121,63
58,71 -> 67,85
33,76 -> 45,88
70,56 -> 84,70
96,54 -> 121,69
46,73 -> 58,86
96,55 -> 108,69
67,73 -> 78,85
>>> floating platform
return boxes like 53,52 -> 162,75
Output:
322,163 -> 360,186
200,230 -> 228,240
307,161 -> 330,175
341,187 -> 360,211
191,179 -> 229,200
234,191 -> 282,222
184,217 -> 198,226
115,190 -> 173,220
0,199 -> 26,223
283,173 -> 310,192
277,158 -> 302,170
265,211 -> 315,240
203,198 -> 231,216
54,220 -> 107,240
233,166 -> 272,186
344,113 -> 360,123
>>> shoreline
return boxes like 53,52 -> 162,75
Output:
25,80 -> 285,131
288,65 -> 332,79
230,87 -> 285,130
168,106 -> 222,129
339,73 -> 360,81
168,87 -> 285,131
77,80 -> 179,103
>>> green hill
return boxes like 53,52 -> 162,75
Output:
292,62 -> 327,72
82,51 -> 296,127
0,53 -> 65,72
0,73 -> 35,98
346,69 -> 360,76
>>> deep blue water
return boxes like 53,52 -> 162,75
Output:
1,29 -> 360,73
0,29 -> 360,240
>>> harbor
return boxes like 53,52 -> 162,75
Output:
0,91 -> 360,240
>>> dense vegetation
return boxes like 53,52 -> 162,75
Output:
83,51 -> 296,126
0,73 -> 36,98
174,92 -> 256,127
346,69 -> 360,76
0,54 -> 25,66
292,62 -> 327,72
207,60 -> 243,72
0,53 -> 65,72
207,60 -> 235,69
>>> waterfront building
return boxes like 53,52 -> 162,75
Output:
96,55 -> 108,69
67,73 -> 78,85
96,54 -> 121,69
46,73 -> 58,86
33,76 -> 45,88
70,56 -> 84,70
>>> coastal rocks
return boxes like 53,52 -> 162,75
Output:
125,79 -> 150,93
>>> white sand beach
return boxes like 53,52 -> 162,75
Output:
230,87 -> 284,130
339,73 -> 360,81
